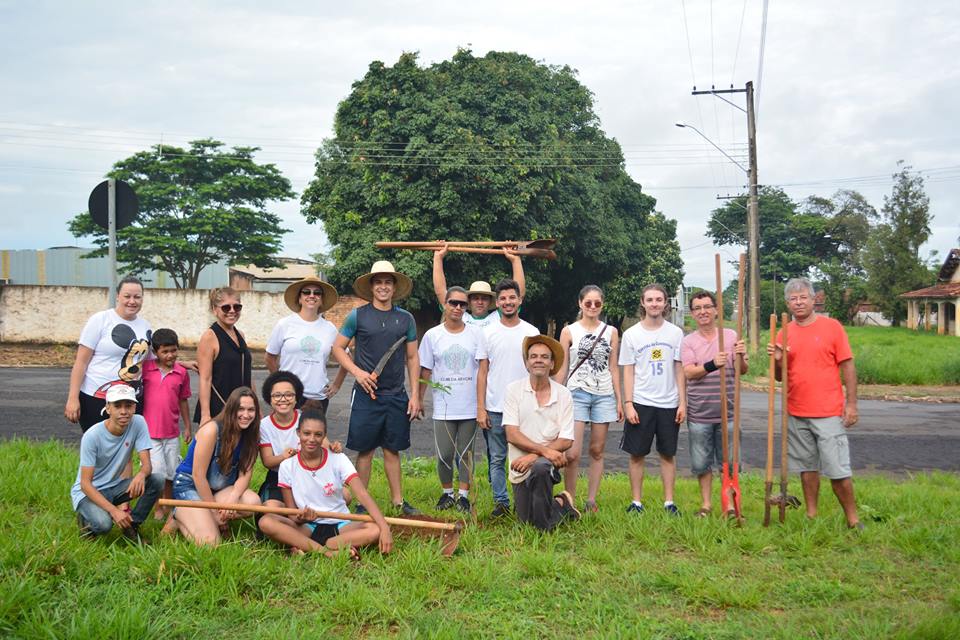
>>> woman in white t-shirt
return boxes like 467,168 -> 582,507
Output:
65,276 -> 154,432
265,277 -> 347,411
553,285 -> 622,513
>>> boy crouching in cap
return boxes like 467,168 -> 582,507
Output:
70,384 -> 164,543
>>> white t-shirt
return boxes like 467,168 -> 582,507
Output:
258,410 -> 300,463
277,449 -> 359,524
419,323 -> 481,420
618,320 -> 684,409
476,319 -> 540,413
502,378 -> 575,483
78,309 -> 153,397
266,314 -> 338,399
464,309 -> 499,330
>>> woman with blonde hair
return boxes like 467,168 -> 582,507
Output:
195,287 -> 252,426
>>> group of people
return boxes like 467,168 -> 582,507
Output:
67,244 -> 863,555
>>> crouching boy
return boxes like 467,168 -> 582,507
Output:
258,408 -> 393,557
71,384 -> 164,543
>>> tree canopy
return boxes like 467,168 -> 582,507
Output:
69,139 -> 295,289
301,50 -> 682,327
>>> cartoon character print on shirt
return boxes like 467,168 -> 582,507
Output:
94,325 -> 153,398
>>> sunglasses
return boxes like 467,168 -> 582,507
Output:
219,303 -> 243,313
583,300 -> 603,309
300,288 -> 324,297
447,299 -> 468,308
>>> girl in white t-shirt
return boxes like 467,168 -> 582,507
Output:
257,409 -> 393,557
553,285 -> 622,513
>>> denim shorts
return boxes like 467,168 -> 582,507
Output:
687,421 -> 731,476
171,473 -> 202,501
570,388 -> 618,424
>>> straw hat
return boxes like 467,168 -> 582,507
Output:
523,335 -> 565,376
353,261 -> 413,302
284,276 -> 339,313
466,281 -> 495,299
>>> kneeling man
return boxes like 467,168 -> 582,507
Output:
503,335 -> 579,530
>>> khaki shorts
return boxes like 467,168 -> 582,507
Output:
149,437 -> 181,481
787,416 -> 852,479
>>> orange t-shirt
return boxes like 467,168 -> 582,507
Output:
775,315 -> 853,418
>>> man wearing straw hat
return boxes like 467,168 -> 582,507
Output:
432,242 -> 526,329
503,335 -> 579,530
332,261 -> 422,516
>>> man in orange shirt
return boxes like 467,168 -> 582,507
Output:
768,277 -> 862,529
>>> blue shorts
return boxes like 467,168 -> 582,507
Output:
171,473 -> 202,501
571,388 -> 618,424
687,421 -> 731,476
346,388 -> 411,453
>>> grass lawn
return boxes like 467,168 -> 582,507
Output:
733,325 -> 960,387
2,438 -> 959,639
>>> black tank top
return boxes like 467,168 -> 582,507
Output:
194,322 -> 252,423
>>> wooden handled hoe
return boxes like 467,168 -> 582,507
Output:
763,314 -> 777,527
158,499 -> 464,556
375,239 -> 557,260
731,253 -> 746,522
714,255 -> 736,518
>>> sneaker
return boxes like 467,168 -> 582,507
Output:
396,500 -> 421,516
490,502 -> 511,518
626,503 -> 645,515
664,503 -> 681,517
436,493 -> 456,510
77,513 -> 94,538
455,495 -> 471,513
121,524 -> 148,545
353,503 -> 368,515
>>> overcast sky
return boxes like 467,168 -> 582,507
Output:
1,1 -> 957,289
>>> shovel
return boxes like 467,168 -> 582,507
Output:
158,499 -> 464,556
763,314 -> 777,527
714,255 -> 735,519
730,253 -> 746,522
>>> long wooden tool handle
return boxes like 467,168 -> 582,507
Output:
780,312 -> 790,484
766,314 -> 777,484
158,499 -> 458,531
448,246 -> 556,259
377,240 -> 519,248
715,254 -> 730,463
733,253 -> 746,468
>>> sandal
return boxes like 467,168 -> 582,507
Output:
695,508 -> 712,518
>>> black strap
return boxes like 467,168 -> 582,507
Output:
566,324 -> 608,382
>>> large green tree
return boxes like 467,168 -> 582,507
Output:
863,163 -> 934,324
301,50 -> 682,328
69,139 -> 295,289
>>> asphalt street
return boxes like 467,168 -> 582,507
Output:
1,367 -> 957,475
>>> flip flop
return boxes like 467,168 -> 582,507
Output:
695,508 -> 711,518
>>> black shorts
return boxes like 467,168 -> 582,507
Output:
346,389 -> 411,453
78,390 -> 144,432
308,522 -> 344,545
258,470 -> 283,504
620,403 -> 680,457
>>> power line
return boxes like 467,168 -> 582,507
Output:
756,0 -> 770,120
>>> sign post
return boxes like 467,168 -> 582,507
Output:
88,179 -> 139,307
108,179 -> 117,306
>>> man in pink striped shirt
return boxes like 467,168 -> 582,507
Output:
680,292 -> 748,517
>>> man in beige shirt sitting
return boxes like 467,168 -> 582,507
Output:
503,335 -> 580,530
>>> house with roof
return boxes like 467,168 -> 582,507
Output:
899,248 -> 960,336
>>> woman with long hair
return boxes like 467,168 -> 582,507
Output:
170,387 -> 262,545
553,285 -> 622,512
195,287 -> 252,426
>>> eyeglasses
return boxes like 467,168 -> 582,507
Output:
219,303 -> 243,313
692,304 -> 715,312
583,300 -> 603,309
300,288 -> 324,297
270,392 -> 296,401
447,299 -> 468,308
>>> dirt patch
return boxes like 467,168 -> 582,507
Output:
0,343 -> 269,369
742,377 -> 960,403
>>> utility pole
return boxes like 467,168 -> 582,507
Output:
689,81 -> 760,350
745,81 -> 760,351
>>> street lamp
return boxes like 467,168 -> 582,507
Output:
674,122 -> 749,172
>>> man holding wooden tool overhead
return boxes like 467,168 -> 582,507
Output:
768,277 -> 863,530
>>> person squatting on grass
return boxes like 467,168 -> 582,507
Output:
768,277 -> 863,530
504,335 -> 580,530
681,291 -> 748,518
553,285 -> 622,513
141,328 -> 193,522
170,387 -> 262,545
418,286 -> 482,513
258,409 -> 393,557
619,284 -> 687,517
71,384 -> 163,544
332,261 -> 422,516
476,279 -> 540,518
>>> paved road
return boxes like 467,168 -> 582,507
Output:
1,367 -> 958,474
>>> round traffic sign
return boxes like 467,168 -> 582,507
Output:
88,180 -> 139,230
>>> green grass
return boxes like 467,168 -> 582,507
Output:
3,438 -> 960,639
733,325 -> 960,386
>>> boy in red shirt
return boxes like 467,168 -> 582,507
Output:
768,278 -> 862,529
141,328 -> 192,520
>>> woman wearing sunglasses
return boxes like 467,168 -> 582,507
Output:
195,287 -> 252,427
265,277 -> 347,412
553,285 -> 622,513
